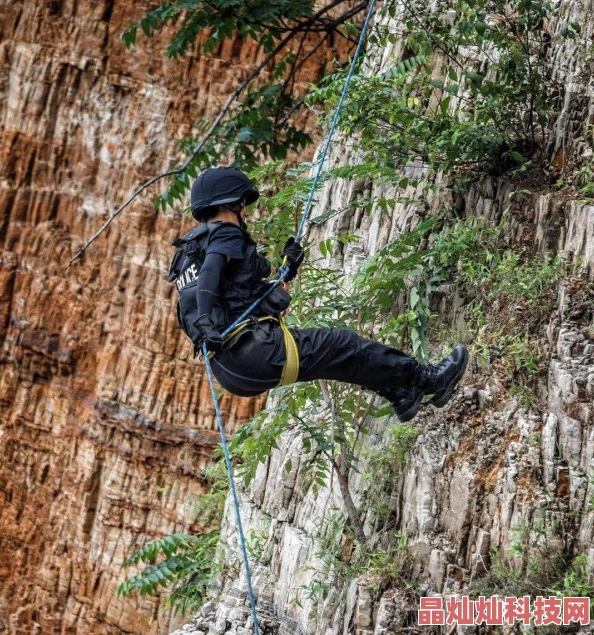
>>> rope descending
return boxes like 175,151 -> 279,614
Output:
203,2 -> 377,631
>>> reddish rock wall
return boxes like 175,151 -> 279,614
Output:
0,1 -> 338,632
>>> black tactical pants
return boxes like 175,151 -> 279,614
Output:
210,320 -> 418,399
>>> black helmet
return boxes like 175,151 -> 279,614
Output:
190,167 -> 259,222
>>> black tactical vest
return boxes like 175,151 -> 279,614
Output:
168,222 -> 291,345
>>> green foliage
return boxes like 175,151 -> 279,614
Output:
351,218 -> 437,360
287,217 -> 437,348
154,91 -> 313,212
228,206 -> 560,547
247,519 -> 271,561
301,509 -> 357,601
360,532 -> 409,588
230,378 -> 390,492
471,518 -> 594,623
230,402 -> 294,487
377,424 -> 420,467
228,219 -> 440,520
122,0 -> 370,213
471,519 -> 561,597
315,0 -> 579,182
363,424 -> 420,525
116,531 -> 221,616
575,130 -> 594,197
115,0 -> 583,618
247,161 -> 315,263
122,0 -> 316,58
227,199 -> 560,553
293,509 -> 409,606
576,159 -> 594,196
189,460 -> 230,527
429,215 -> 560,386
552,556 -> 594,602
217,190 -> 441,509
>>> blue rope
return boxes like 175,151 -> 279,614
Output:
202,347 -> 262,633
202,2 -> 376,632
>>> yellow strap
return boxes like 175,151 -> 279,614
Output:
278,316 -> 300,386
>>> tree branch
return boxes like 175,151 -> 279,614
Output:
67,0 -> 364,267
67,37 -> 292,266
399,0 -> 467,71
318,379 -> 367,544
330,457 -> 367,544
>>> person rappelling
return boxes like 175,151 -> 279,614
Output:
169,166 -> 468,423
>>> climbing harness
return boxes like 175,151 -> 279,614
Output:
202,1 -> 377,632
206,315 -> 300,386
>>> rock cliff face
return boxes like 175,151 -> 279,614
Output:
0,2 -> 339,633
175,2 -> 594,634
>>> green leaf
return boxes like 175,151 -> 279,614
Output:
410,287 -> 420,308
140,17 -> 152,37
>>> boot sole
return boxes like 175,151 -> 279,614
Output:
429,347 -> 469,408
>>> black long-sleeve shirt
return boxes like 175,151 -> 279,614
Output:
196,223 -> 245,317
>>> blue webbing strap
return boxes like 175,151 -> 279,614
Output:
202,2 -> 377,631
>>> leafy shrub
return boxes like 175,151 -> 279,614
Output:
315,0 -> 580,181
116,531 -> 221,616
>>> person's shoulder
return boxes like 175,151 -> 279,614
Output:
205,222 -> 248,260
207,222 -> 247,242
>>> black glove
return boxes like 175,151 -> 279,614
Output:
280,237 -> 304,282
192,314 -> 223,355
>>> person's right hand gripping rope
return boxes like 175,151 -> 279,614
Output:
280,237 -> 304,281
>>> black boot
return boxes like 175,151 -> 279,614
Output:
376,384 -> 424,423
389,345 -> 468,422
413,345 -> 468,407
384,346 -> 468,423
